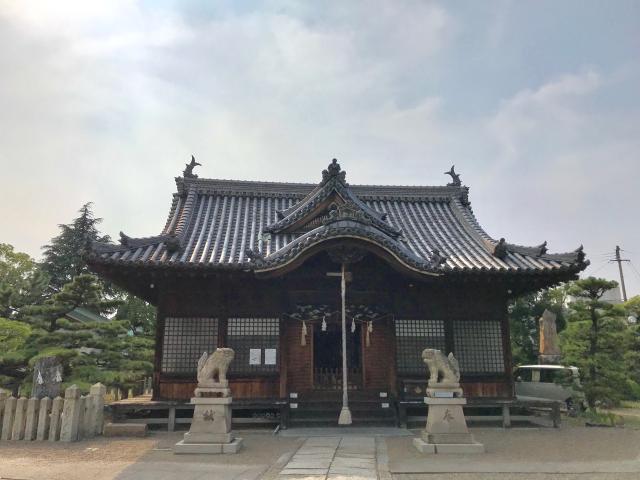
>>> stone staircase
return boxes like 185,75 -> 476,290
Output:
288,391 -> 397,427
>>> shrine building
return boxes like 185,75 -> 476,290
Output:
88,159 -> 588,426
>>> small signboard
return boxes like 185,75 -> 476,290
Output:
249,349 -> 261,365
381,402 -> 390,408
264,348 -> 277,365
433,391 -> 454,398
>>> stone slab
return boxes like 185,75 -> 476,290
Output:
422,432 -> 476,444
413,438 -> 436,454
182,431 -> 233,443
286,460 -> 333,469
328,466 -> 377,478
435,442 -> 485,454
222,438 -> 243,453
174,437 -> 243,455
103,423 -> 147,437
279,468 -> 328,475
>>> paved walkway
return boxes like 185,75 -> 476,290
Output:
279,436 -> 378,479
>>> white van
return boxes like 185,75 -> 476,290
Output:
514,364 -> 585,414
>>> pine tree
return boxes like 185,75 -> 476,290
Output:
560,277 -> 631,408
41,203 -> 110,291
0,243 -> 49,318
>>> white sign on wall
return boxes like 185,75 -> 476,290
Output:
249,349 -> 262,365
264,349 -> 277,365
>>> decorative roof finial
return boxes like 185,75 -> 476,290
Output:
321,158 -> 346,183
444,165 -> 461,186
183,155 -> 201,179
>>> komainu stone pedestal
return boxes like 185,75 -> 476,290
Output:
414,391 -> 484,454
174,385 -> 243,454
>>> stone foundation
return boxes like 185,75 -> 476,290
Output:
174,385 -> 242,455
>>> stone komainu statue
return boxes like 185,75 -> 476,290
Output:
422,348 -> 461,385
197,348 -> 235,386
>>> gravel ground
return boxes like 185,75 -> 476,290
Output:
1,425 -> 638,480
394,474 -> 640,480
386,425 -> 640,478
0,437 -> 157,480
0,431 -> 301,480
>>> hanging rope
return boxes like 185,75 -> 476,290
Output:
301,320 -> 307,346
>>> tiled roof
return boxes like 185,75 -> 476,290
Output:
89,160 -> 588,276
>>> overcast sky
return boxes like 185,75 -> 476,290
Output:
1,0 -> 639,297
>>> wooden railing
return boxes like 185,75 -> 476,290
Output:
314,367 -> 362,390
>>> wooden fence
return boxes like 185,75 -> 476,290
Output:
0,383 -> 106,442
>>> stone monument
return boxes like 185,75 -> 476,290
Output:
32,356 -> 63,399
539,309 -> 561,364
413,348 -> 484,454
174,348 -> 242,454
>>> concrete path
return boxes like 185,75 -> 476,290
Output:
279,436 -> 379,479
279,427 -> 411,437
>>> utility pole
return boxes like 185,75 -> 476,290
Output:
612,246 -> 629,302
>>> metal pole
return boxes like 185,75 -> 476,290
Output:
338,262 -> 352,425
615,246 -> 628,302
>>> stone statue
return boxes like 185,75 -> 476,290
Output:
197,348 -> 235,387
414,348 -> 484,454
539,309 -> 561,364
422,349 -> 460,386
175,347 -> 242,454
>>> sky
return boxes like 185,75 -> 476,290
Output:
1,0 -> 639,297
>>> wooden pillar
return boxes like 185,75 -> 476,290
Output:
279,317 -> 288,399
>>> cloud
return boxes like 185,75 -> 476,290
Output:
488,70 -> 602,160
0,1 -> 638,295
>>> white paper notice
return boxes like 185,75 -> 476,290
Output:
249,349 -> 261,365
264,349 -> 277,365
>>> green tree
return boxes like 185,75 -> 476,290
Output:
509,284 -> 568,366
622,296 -> 640,399
70,317 -> 154,395
0,318 -> 31,390
115,295 -> 156,337
1,274 -> 118,393
41,203 -> 110,291
560,277 -> 631,408
0,244 -> 49,318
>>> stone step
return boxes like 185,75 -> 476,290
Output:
103,422 -> 147,437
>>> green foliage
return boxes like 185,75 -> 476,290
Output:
41,203 -> 110,291
0,317 -> 31,351
115,295 -> 156,336
24,274 -> 119,332
509,284 -> 568,365
582,408 -> 619,426
1,202 -> 156,396
560,277 -> 632,408
0,243 -> 49,318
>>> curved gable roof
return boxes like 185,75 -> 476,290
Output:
89,159 -> 588,277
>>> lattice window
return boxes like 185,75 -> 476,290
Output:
161,317 -> 218,374
453,320 -> 504,374
226,318 -> 280,374
395,319 -> 446,375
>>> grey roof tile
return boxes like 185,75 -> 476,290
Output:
89,162 -> 588,276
